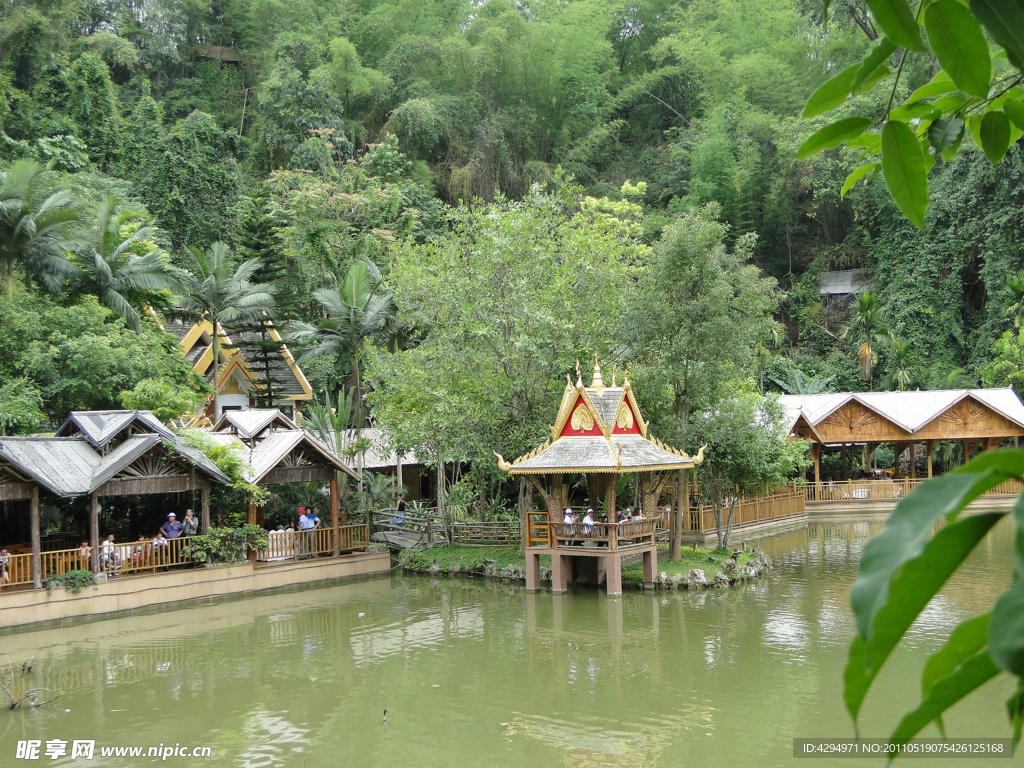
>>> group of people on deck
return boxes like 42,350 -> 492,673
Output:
72,509 -> 200,573
562,506 -> 645,537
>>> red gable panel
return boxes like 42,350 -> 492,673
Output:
611,399 -> 642,435
559,396 -> 604,437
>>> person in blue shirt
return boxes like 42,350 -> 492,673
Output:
160,513 -> 183,539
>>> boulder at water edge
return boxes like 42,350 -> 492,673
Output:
687,569 -> 709,588
714,572 -> 729,587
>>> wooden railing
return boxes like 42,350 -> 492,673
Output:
526,511 -> 551,548
799,477 -> 1024,503
686,491 -> 805,531
255,525 -> 369,563
537,518 -> 658,550
371,508 -> 520,545
450,520 -> 520,545
3,552 -> 34,587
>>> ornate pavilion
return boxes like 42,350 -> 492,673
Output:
497,362 -> 703,595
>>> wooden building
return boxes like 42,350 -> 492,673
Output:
780,388 -> 1024,483
0,411 -> 230,588
164,318 -> 313,424
497,362 -> 704,595
208,410 -> 361,556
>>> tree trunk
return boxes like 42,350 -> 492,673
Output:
669,469 -> 685,561
723,495 -> 738,550
211,324 -> 220,422
712,482 -> 725,549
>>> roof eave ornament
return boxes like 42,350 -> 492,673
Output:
592,356 -> 604,392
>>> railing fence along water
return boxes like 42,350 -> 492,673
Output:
370,508 -> 520,545
255,525 -> 369,563
797,477 -> 1024,503
0,526 -> 372,592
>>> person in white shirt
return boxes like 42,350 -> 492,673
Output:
100,534 -> 119,571
633,509 -> 645,521
582,509 -> 595,535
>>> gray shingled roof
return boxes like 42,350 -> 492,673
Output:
0,412 -> 230,497
819,270 -> 872,295
337,428 -> 422,469
506,435 -> 697,474
588,388 -> 623,426
206,409 -> 358,483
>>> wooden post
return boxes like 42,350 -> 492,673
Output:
30,486 -> 41,590
330,475 -> 340,557
396,454 -> 403,496
910,443 -> 917,479
247,502 -> 256,525
840,445 -> 849,480
525,550 -> 541,591
926,440 -> 935,478
550,553 -> 567,592
89,491 -> 100,573
605,555 -> 622,596
643,548 -> 656,588
200,482 -> 210,533
811,443 -> 821,486
606,475 -> 617,523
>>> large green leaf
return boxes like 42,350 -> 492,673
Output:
990,494 -> 1024,675
908,71 -> 957,103
803,64 -> 859,118
841,163 -> 880,198
969,0 -> 1024,71
889,649 -> 1002,746
1004,99 -> 1024,131
797,118 -> 873,159
852,38 -> 898,92
924,1 -> 994,98
845,510 -> 1006,721
920,613 -> 991,735
881,120 -> 929,229
1008,678 -> 1024,745
980,110 -> 1012,162
928,116 -> 965,154
867,0 -> 927,52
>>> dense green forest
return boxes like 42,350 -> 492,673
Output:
1,0 -> 1023,508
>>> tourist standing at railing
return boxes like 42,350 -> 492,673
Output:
77,541 -> 92,570
582,509 -> 595,536
100,535 -> 120,572
160,513 -> 183,540
0,547 -> 10,591
181,509 -> 199,537
298,508 -> 316,558
633,509 -> 645,521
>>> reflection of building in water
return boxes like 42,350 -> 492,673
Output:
349,606 -> 484,665
237,711 -> 310,768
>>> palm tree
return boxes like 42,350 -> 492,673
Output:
881,338 -> 921,391
844,292 -> 893,385
285,257 -> 400,427
177,242 -> 277,420
0,159 -> 83,297
1004,269 -> 1024,329
72,195 -> 183,333
768,365 -> 835,394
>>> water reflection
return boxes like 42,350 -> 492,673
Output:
0,517 -> 1016,768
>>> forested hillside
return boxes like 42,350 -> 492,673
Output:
1,0 -> 1022,503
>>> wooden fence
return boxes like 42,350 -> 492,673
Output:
799,478 -> 1024,503
256,525 -> 369,562
371,508 -> 520,545
683,491 -> 806,532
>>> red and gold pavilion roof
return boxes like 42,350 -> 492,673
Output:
496,362 -> 704,475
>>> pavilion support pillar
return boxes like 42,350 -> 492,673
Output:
605,555 -> 622,596
810,443 -> 821,486
985,437 -> 1003,452
330,475 -> 340,557
89,491 -> 100,573
892,442 -> 908,479
247,502 -> 256,526
605,476 -> 617,523
963,439 -> 983,463
926,441 -> 935,478
525,550 -> 541,591
910,443 -> 917,480
642,548 -> 657,588
30,486 -> 41,590
200,482 -> 210,533
840,445 -> 849,481
550,552 -> 568,592
395,456 -> 403,496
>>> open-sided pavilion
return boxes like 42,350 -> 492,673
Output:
208,409 -> 365,558
0,410 -> 230,588
780,388 -> 1024,488
497,362 -> 704,595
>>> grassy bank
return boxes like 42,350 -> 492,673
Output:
400,544 -> 759,586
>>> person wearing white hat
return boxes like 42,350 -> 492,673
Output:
582,508 -> 595,536
160,512 -> 183,540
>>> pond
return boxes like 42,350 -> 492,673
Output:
0,514 -> 1015,767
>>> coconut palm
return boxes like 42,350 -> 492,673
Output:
177,242 -> 277,420
285,256 -> 400,427
72,195 -> 183,333
768,365 -> 835,394
0,159 -> 84,297
844,292 -> 893,384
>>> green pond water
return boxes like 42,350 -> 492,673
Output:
0,515 -> 1016,768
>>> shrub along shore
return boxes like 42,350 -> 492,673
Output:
399,544 -> 770,589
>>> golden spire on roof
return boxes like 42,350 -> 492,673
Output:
592,357 -> 604,391
575,358 -> 583,388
